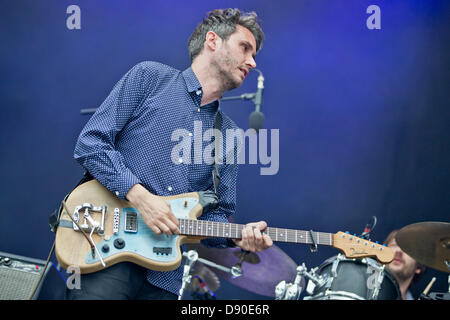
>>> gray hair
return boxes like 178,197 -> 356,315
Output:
188,8 -> 264,62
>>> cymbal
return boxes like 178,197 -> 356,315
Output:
187,264 -> 221,292
185,244 -> 300,297
233,250 -> 260,264
396,221 -> 450,273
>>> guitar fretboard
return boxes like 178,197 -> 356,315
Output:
178,219 -> 333,246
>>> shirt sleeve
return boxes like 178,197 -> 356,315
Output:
74,62 -> 156,199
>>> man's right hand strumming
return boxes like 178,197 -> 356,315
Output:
126,184 -> 180,236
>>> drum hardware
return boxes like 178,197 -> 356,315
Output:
419,275 -> 450,300
179,249 -> 234,300
275,263 -> 332,300
184,243 -> 299,297
230,250 -> 257,278
186,264 -> 220,300
303,254 -> 400,300
233,249 -> 261,264
179,250 -> 198,300
424,292 -> 450,300
331,253 -> 345,277
364,257 -> 386,300
295,263 -> 330,296
188,276 -> 217,300
274,265 -> 305,300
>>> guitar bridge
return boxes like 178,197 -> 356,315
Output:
72,203 -> 106,235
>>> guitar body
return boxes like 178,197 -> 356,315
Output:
55,180 -> 204,274
55,180 -> 394,275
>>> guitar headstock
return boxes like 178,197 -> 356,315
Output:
333,231 -> 394,264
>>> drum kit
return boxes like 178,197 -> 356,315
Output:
179,221 -> 450,300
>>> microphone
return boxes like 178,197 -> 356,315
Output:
249,70 -> 265,131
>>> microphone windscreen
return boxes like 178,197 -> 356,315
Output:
249,111 -> 264,132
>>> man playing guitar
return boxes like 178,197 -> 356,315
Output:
67,8 -> 272,300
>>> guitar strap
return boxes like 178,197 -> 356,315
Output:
212,111 -> 222,196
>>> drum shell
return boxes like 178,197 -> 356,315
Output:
309,255 -> 401,300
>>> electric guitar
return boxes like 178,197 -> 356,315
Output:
55,179 -> 394,274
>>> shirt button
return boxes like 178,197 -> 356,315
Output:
196,89 -> 202,95
167,186 -> 173,192
115,191 -> 119,196
197,108 -> 200,112
188,132 -> 193,137
178,158 -> 183,164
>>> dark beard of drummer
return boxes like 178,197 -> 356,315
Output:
389,260 -> 418,282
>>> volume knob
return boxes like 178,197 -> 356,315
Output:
102,244 -> 110,253
114,238 -> 125,249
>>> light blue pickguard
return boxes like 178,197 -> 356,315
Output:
85,197 -> 199,265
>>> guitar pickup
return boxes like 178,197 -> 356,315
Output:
153,247 -> 172,255
124,211 -> 138,233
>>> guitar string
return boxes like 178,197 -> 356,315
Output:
176,218 -> 333,245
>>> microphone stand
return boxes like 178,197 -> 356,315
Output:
219,69 -> 265,131
218,68 -> 263,104
80,93 -> 257,115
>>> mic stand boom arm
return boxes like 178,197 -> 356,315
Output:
80,69 -> 264,115
80,94 -> 255,115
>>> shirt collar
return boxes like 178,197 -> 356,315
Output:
182,66 -> 221,113
182,66 -> 202,93
203,99 -> 220,113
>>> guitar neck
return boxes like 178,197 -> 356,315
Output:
178,219 -> 333,247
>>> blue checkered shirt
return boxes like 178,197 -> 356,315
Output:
74,61 -> 239,296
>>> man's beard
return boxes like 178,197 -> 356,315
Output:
388,262 -> 417,282
211,51 -> 242,92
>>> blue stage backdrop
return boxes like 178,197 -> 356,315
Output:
0,0 -> 449,300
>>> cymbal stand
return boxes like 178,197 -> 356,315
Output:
179,250 -> 236,300
179,250 -> 198,300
